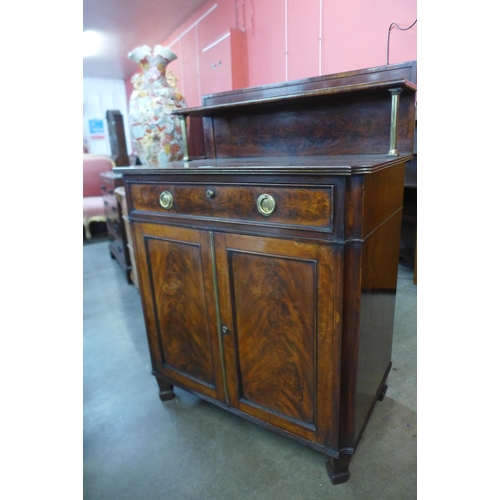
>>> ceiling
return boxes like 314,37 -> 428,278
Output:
83,0 -> 209,81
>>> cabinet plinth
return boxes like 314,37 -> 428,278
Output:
116,61 -> 416,485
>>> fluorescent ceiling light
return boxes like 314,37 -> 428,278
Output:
83,30 -> 101,57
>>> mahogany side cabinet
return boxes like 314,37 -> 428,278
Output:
99,171 -> 132,284
116,61 -> 417,485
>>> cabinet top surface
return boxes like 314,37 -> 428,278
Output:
114,154 -> 412,177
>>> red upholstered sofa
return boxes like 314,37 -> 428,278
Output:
83,154 -> 115,239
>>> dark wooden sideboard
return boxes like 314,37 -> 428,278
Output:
99,171 -> 132,283
115,61 -> 417,485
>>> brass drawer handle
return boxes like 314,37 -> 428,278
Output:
257,194 -> 276,216
159,190 -> 173,209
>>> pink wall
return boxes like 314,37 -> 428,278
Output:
321,0 -> 417,75
126,0 -> 416,106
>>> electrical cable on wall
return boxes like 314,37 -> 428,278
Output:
386,20 -> 417,65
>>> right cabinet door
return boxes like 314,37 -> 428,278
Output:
214,232 -> 342,446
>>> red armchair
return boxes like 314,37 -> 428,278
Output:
83,154 -> 115,240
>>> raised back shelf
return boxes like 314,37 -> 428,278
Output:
174,61 -> 417,160
201,60 -> 417,106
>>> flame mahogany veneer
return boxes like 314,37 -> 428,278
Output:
116,61 -> 416,485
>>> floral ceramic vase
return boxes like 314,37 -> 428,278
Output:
128,45 -> 187,165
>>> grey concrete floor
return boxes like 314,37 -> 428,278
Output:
83,236 -> 417,500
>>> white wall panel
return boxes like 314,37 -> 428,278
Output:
83,78 -> 131,156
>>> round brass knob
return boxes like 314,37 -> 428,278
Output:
256,194 -> 276,216
159,190 -> 173,209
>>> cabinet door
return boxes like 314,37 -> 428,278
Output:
132,222 -> 225,402
214,233 -> 342,446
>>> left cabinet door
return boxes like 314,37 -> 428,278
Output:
132,222 -> 226,403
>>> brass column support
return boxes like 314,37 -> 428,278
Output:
387,88 -> 402,157
179,114 -> 190,161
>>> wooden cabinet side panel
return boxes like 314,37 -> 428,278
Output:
342,166 -> 405,447
355,210 -> 402,441
187,116 -> 206,159
362,163 -> 405,237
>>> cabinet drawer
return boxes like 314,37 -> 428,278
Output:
129,182 -> 334,230
106,213 -> 122,238
103,197 -> 118,214
109,238 -> 127,265
100,180 -> 117,197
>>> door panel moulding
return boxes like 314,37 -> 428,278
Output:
203,32 -> 231,53
168,3 -> 219,47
